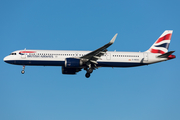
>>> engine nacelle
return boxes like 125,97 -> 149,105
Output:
62,66 -> 81,74
65,58 -> 83,68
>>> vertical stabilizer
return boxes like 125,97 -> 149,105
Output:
146,30 -> 173,54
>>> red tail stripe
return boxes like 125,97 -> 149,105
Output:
150,49 -> 165,54
156,33 -> 172,43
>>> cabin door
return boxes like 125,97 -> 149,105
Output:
106,53 -> 111,60
143,53 -> 148,61
21,51 -> 26,59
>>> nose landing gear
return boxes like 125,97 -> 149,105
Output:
21,66 -> 25,74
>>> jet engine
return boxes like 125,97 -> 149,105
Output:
65,58 -> 83,68
62,66 -> 81,74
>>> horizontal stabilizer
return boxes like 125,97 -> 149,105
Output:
157,51 -> 175,58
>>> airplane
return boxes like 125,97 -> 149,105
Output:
4,30 -> 176,78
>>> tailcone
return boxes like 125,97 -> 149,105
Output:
168,54 -> 176,60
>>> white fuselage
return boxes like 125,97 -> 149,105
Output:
4,50 -> 167,67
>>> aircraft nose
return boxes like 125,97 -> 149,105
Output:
4,55 -> 16,65
3,56 -> 10,63
4,56 -> 7,62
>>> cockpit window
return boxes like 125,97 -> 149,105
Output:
10,53 -> 16,55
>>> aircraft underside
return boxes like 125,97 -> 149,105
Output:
5,60 -> 146,67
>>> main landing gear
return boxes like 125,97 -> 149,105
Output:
21,66 -> 25,74
84,62 -> 98,78
85,73 -> 90,78
85,67 -> 94,78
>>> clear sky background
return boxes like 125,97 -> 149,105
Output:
0,0 -> 180,120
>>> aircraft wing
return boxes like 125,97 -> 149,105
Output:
81,33 -> 118,62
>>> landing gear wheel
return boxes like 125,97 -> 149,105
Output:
21,65 -> 25,74
85,73 -> 90,78
88,68 -> 93,73
21,70 -> 25,74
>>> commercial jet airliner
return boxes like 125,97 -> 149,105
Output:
4,30 -> 176,78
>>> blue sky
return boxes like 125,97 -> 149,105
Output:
0,0 -> 180,120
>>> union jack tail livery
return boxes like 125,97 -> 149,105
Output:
147,30 -> 173,54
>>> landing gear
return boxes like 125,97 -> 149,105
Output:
84,62 -> 98,78
85,73 -> 90,78
85,67 -> 94,78
21,66 -> 25,74
88,68 -> 93,73
21,70 -> 25,74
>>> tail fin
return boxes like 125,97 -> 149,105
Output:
146,30 -> 173,54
